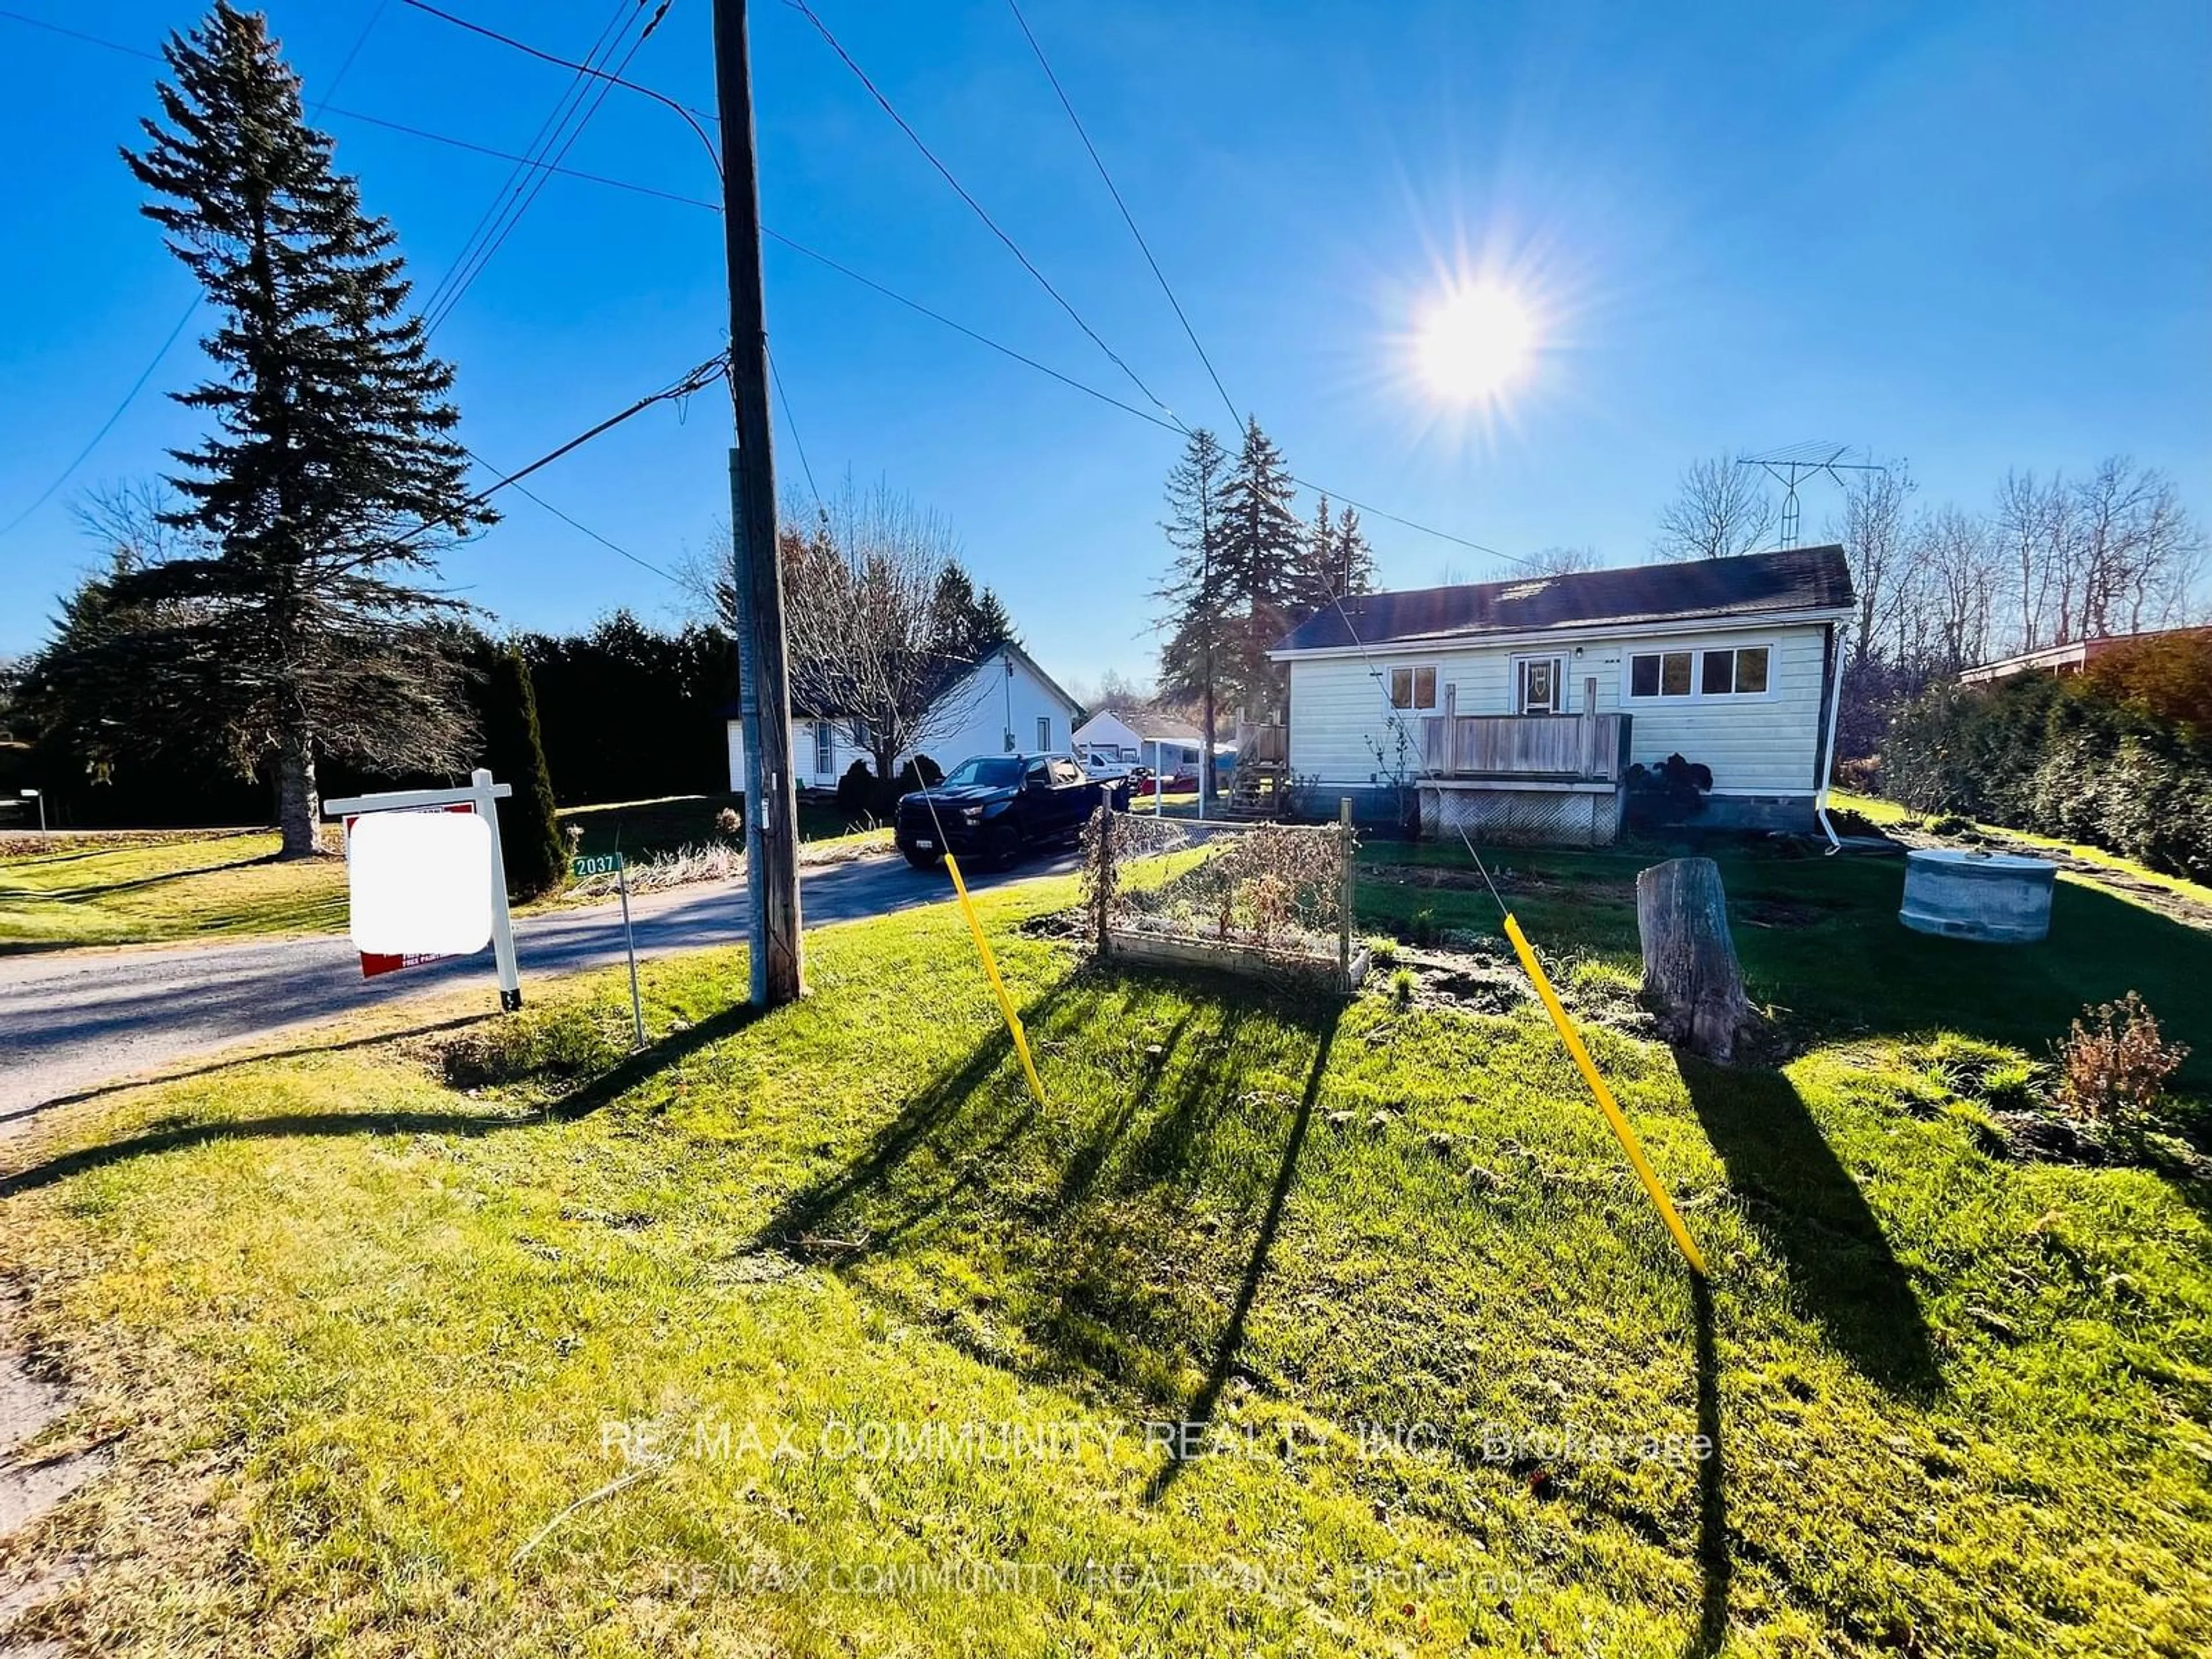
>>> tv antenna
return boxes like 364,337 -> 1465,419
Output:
1737,442 -> 1885,547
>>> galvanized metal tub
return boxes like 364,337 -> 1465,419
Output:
1899,847 -> 2055,944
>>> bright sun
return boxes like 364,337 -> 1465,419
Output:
1416,284 -> 1536,402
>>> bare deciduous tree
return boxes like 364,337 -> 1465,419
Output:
779,479 -> 998,783
2073,457 -> 2204,641
1522,544 -> 1605,576
1653,454 -> 1775,561
1988,460 -> 2204,652
1994,469 -> 2069,654
1832,463 -> 1916,666
1911,506 -> 2002,676
1066,668 -> 1154,717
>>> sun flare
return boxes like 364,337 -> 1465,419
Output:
1415,284 -> 1536,402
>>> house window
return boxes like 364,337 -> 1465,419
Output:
1628,645 -> 1771,699
813,721 -> 835,777
1718,645 -> 1770,694
1629,651 -> 1694,698
1387,665 -> 1438,711
1513,654 -> 1566,714
1036,715 -> 1052,751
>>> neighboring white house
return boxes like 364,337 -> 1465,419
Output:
726,641 -> 1082,796
1267,545 -> 1857,839
1071,708 -> 1206,771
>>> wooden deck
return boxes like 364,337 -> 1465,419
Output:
1419,710 -> 1631,783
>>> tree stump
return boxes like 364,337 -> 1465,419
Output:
1636,857 -> 1754,1062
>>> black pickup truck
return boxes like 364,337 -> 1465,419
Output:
895,753 -> 1126,870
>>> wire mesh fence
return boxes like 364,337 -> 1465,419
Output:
1078,805 -> 1365,990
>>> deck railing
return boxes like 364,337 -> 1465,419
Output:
1418,709 -> 1631,782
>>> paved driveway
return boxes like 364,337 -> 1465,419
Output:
0,850 -> 1080,1139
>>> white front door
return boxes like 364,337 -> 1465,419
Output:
1513,655 -> 1566,714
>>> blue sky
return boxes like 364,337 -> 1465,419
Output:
2,0 -> 2206,686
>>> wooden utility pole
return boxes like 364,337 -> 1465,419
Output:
713,0 -> 802,1006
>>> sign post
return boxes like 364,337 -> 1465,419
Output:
574,849 -> 647,1050
325,768 -> 522,1010
18,789 -> 43,832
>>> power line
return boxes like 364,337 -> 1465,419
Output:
0,5 -> 1527,572
418,0 -> 646,331
0,302 -> 196,541
0,7 -> 156,60
994,0 -> 1536,573
792,0 -> 1533,573
1003,0 -> 1240,432
320,105 -> 719,209
761,230 -> 1181,435
449,353 -> 729,522
396,0 -> 721,176
324,0 -> 393,91
767,346 -> 821,509
786,0 -> 1184,431
475,458 -> 683,586
1291,481 -> 1523,569
0,9 -> 720,214
0,0 -> 393,543
434,1 -> 674,335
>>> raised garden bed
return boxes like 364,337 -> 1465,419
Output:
1103,924 -> 1370,993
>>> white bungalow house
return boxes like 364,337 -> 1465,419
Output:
726,640 -> 1081,796
1071,707 -> 1205,771
1266,545 -> 1857,844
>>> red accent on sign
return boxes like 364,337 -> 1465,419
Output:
344,802 -> 479,981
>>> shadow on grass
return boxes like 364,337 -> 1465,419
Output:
0,1001 -> 769,1199
1688,1274 -> 1728,1657
1145,1007 -> 1338,1500
27,850 -> 293,904
6,1014 -> 501,1123
752,974 -> 1089,1255
754,962 -> 1344,1430
1677,1055 -> 1942,1399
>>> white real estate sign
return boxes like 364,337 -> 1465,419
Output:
347,809 -> 494,957
325,768 -> 524,1010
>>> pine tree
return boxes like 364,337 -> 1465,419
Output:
970,588 -> 1017,653
116,3 -> 494,856
1213,416 -> 1304,717
476,642 -> 566,901
1287,494 -> 1379,623
926,565 -> 1017,666
1289,492 -> 1336,622
1153,426 -> 1229,770
1335,503 -> 1376,598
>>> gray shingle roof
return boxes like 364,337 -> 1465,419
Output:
1271,544 -> 1855,654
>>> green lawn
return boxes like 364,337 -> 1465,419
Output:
1358,835 -> 2212,1090
0,831 -> 349,949
1830,788 -> 2212,912
0,797 -> 889,950
3,865 -> 2207,1656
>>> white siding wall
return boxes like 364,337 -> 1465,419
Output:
726,649 -> 1078,792
1072,711 -> 1143,760
1286,622 -> 1833,796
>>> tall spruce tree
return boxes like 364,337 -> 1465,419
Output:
118,2 -> 494,855
969,588 -> 1017,653
1213,416 -> 1304,717
926,565 -> 1018,665
1154,426 -> 1229,771
1288,495 -> 1378,622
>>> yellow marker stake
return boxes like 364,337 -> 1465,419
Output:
943,854 -> 1048,1107
1502,913 -> 1707,1277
